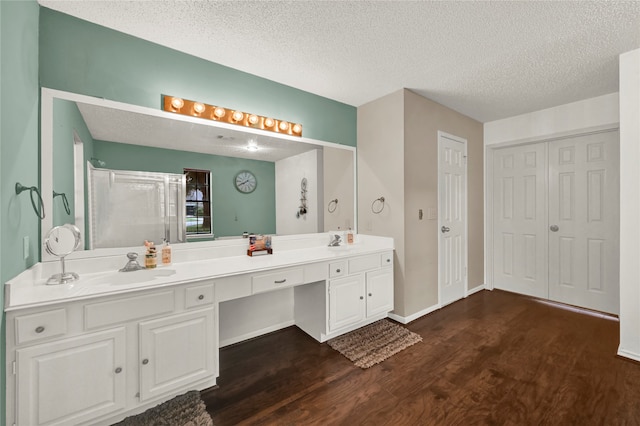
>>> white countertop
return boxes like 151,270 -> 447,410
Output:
5,234 -> 394,311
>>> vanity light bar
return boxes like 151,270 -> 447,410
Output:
162,95 -> 303,137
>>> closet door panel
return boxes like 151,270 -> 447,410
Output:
548,132 -> 619,314
493,143 -> 548,298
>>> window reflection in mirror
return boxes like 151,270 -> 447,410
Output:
185,169 -> 212,237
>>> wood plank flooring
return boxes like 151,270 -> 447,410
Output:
202,290 -> 640,425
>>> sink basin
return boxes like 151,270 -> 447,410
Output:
82,268 -> 177,286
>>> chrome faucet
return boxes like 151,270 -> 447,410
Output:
328,234 -> 342,247
119,252 -> 145,272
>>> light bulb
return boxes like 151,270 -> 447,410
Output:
170,97 -> 184,110
232,111 -> 244,122
279,121 -> 290,131
264,118 -> 275,127
248,114 -> 259,125
292,124 -> 302,133
214,107 -> 226,118
193,102 -> 205,114
246,140 -> 259,151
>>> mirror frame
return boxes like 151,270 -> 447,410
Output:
41,88 -> 357,262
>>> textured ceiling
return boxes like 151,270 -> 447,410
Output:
39,1 -> 640,123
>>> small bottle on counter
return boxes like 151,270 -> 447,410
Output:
161,239 -> 172,265
347,228 -> 354,245
144,240 -> 157,269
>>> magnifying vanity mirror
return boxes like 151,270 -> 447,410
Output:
44,224 -> 82,284
40,88 -> 356,261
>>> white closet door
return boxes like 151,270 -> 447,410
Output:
493,143 -> 548,298
548,131 -> 620,314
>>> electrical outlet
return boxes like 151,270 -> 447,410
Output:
23,236 -> 29,259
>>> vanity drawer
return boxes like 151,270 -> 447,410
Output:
84,291 -> 175,330
329,261 -> 347,278
381,251 -> 393,267
15,308 -> 67,345
348,254 -> 380,274
252,268 -> 304,294
185,283 -> 214,309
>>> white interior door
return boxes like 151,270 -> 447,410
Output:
438,132 -> 467,306
548,131 -> 620,314
492,143 -> 548,298
492,130 -> 620,314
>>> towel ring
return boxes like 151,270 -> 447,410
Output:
328,199 -> 338,213
16,182 -> 45,220
54,191 -> 71,215
371,196 -> 385,214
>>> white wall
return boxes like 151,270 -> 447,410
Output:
618,48 -> 640,361
484,93 -> 619,146
275,150 -> 322,235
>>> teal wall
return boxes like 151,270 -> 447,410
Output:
1,1 -> 40,424
93,141 -> 276,237
39,8 -> 356,147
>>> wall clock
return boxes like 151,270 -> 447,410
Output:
234,170 -> 257,193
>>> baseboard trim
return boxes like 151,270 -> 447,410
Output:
220,320 -> 295,347
388,303 -> 441,324
466,285 -> 485,297
617,347 -> 640,363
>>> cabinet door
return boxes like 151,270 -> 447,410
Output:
139,308 -> 215,401
366,269 -> 394,317
16,328 -> 126,426
329,274 -> 365,332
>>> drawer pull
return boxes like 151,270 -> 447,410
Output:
274,279 -> 287,284
115,367 -> 122,374
142,359 -> 149,365
360,296 -> 364,300
369,293 -> 372,297
35,326 -> 45,334
336,268 -> 341,273
198,294 -> 204,300
386,258 -> 391,263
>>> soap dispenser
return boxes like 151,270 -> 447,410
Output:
161,239 -> 172,265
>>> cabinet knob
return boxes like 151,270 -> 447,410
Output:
386,258 -> 391,263
115,367 -> 122,374
35,326 -> 45,334
198,294 -> 204,300
360,296 -> 364,300
336,268 -> 341,273
142,359 -> 149,365
369,293 -> 372,297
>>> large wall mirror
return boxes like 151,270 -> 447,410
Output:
41,88 -> 356,261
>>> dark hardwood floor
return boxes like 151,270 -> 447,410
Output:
202,290 -> 640,425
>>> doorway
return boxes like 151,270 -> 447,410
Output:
491,130 -> 620,314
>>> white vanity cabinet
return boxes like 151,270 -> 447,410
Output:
329,251 -> 394,332
15,327 -> 126,426
296,250 -> 394,341
139,308 -> 215,401
5,281 -> 217,426
5,234 -> 395,426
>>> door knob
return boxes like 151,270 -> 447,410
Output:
550,225 -> 559,232
441,226 -> 450,233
